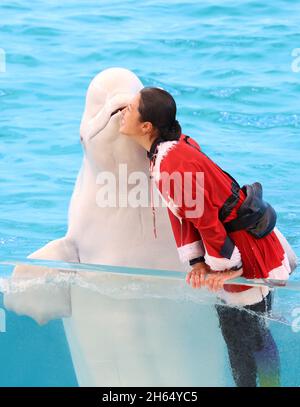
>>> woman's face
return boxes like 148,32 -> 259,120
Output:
120,92 -> 152,138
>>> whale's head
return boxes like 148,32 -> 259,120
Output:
80,68 -> 146,171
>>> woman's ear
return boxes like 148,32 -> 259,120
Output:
142,121 -> 153,135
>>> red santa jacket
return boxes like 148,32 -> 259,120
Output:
148,134 -> 288,294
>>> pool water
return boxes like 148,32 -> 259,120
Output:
0,0 -> 300,386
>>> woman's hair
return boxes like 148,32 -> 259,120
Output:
138,87 -> 181,141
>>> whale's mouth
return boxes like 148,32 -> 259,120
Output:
87,105 -> 127,141
110,106 -> 126,118
86,92 -> 135,141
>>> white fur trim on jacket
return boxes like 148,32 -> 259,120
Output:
177,240 -> 205,263
204,245 -> 242,271
217,252 -> 291,306
273,227 -> 298,273
152,140 -> 178,182
218,286 -> 269,307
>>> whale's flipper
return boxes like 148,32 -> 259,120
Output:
4,237 -> 79,325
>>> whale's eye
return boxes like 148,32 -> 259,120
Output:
110,106 -> 126,117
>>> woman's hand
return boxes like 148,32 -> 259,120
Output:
186,262 -> 211,289
204,268 -> 244,292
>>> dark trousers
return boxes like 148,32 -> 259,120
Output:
215,291 -> 280,387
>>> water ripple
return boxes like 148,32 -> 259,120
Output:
0,0 -> 299,288
219,112 -> 300,128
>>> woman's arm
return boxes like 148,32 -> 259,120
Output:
158,159 -> 243,272
166,206 -> 205,264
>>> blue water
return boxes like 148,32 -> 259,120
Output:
0,0 -> 300,386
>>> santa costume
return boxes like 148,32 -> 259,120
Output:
147,133 -> 294,306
